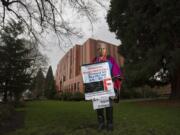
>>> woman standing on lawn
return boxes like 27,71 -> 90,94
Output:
92,43 -> 123,131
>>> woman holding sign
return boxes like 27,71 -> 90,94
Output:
92,44 -> 123,131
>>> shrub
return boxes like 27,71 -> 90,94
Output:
120,86 -> 159,99
56,92 -> 85,101
71,92 -> 85,101
0,104 -> 15,126
12,101 -> 26,108
60,92 -> 73,101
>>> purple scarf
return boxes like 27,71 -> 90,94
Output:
92,56 -> 123,90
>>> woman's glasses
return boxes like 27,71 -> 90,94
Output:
97,48 -> 106,51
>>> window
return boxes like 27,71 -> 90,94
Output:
74,83 -> 76,92
77,82 -> 80,91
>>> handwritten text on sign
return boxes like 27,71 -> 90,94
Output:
81,62 -> 111,83
92,96 -> 110,110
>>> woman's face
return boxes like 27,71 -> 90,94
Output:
98,48 -> 107,56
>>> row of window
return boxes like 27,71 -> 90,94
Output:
63,82 -> 80,93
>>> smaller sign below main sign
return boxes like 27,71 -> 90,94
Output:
92,96 -> 110,110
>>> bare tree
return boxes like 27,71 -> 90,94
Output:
0,0 -> 108,51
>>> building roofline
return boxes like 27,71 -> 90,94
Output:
57,38 -> 120,65
97,39 -> 120,46
75,44 -> 81,46
82,38 -> 120,47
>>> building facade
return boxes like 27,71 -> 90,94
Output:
55,38 -> 122,93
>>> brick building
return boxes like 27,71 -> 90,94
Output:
55,38 -> 122,93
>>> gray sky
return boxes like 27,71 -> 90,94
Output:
40,2 -> 121,74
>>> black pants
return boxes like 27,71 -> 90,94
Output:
97,106 -> 113,125
96,89 -> 120,126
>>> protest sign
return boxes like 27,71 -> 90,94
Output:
81,62 -> 115,100
92,96 -> 110,110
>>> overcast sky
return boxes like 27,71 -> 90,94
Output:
40,2 -> 121,75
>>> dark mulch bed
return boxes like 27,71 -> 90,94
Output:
0,106 -> 25,135
136,99 -> 180,107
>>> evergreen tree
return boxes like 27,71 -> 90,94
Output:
44,66 -> 56,99
107,0 -> 180,98
31,68 -> 45,99
0,20 -> 33,102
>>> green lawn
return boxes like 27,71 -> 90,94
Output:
4,100 -> 180,135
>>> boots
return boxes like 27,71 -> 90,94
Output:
106,107 -> 113,131
97,107 -> 113,131
97,109 -> 105,130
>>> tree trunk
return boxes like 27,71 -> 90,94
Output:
3,90 -> 7,102
9,90 -> 13,102
170,68 -> 180,99
3,81 -> 8,102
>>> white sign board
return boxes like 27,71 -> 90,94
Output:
92,96 -> 110,110
82,62 -> 111,83
81,62 -> 115,100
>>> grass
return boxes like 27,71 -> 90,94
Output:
3,100 -> 180,135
